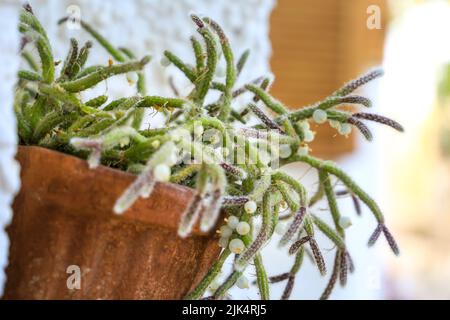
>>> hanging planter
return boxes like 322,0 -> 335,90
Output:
4,145 -> 220,299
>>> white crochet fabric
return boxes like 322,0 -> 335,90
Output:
0,0 -> 275,295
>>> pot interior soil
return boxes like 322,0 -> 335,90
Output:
4,146 -> 220,299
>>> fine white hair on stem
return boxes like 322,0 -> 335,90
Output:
178,193 -> 204,238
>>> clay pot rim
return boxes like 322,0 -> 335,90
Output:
15,145 -> 216,237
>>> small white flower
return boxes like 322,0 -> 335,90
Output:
229,238 -> 245,254
339,216 -> 352,229
244,201 -> 257,214
227,215 -> 240,229
236,222 -> 251,235
219,225 -> 233,238
236,276 -> 250,289
153,164 -> 171,182
313,109 -> 327,124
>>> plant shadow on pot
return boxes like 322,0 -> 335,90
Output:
3,146 -> 221,300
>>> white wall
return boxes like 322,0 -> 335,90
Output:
26,0 -> 275,101
0,1 -> 21,296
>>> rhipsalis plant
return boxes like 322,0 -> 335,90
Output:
14,5 -> 404,300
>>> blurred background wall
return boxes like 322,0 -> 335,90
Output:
270,0 -> 387,158
0,1 -> 20,296
379,0 -> 450,299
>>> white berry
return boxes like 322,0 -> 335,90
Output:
304,129 -> 315,143
338,123 -> 352,136
279,144 -> 292,159
297,146 -> 309,156
153,164 -> 171,182
218,236 -> 229,248
229,238 -> 245,254
160,56 -> 171,67
339,216 -> 353,229
236,276 -> 249,289
298,121 -> 310,131
244,201 -> 257,214
220,225 -> 233,238
227,215 -> 240,229
329,120 -> 340,129
279,201 -> 288,210
236,222 -> 251,235
313,109 -> 327,124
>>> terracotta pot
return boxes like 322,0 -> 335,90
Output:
3,146 -> 220,299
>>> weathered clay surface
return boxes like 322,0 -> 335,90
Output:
4,146 -> 220,299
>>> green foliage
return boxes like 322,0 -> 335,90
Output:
15,5 -> 403,300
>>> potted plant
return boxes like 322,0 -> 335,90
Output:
5,5 -> 403,300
